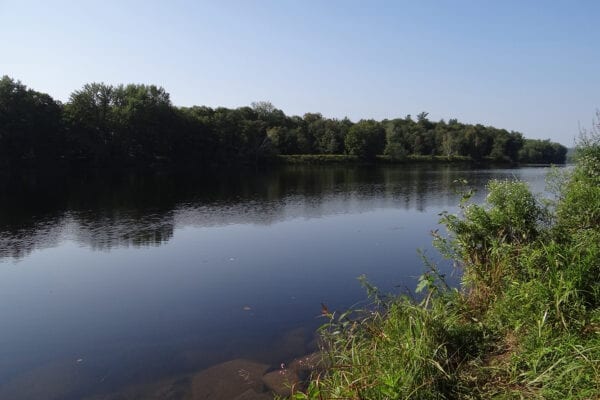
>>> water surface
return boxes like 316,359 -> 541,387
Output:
0,164 -> 553,399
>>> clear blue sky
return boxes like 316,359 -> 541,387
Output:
2,0 -> 599,145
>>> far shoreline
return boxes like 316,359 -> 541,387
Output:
274,154 -> 565,167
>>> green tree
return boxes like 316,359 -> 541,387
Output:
518,139 -> 567,164
251,101 -> 287,128
460,125 -> 493,160
63,82 -> 118,165
384,119 -> 410,159
0,76 -> 63,167
345,120 -> 385,159
112,83 -> 175,163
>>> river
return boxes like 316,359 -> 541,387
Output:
0,164 -> 555,399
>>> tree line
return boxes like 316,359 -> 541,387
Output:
0,76 -> 567,170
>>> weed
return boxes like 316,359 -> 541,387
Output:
299,123 -> 600,399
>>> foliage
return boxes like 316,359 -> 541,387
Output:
302,125 -> 600,399
0,76 -> 567,170
344,120 -> 385,159
309,292 -> 484,399
0,76 -> 63,167
276,154 -> 360,164
519,139 -> 568,164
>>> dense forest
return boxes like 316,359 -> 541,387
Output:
0,76 -> 567,170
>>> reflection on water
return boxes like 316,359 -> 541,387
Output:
0,164 -> 553,399
0,165 -> 548,260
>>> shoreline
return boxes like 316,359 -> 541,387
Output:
274,154 -> 565,167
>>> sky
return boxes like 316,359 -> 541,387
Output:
1,0 -> 599,146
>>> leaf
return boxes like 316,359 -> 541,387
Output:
415,275 -> 430,293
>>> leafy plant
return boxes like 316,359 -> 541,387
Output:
301,122 -> 600,399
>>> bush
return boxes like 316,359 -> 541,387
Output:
303,123 -> 600,399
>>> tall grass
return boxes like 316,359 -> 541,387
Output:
297,130 -> 600,399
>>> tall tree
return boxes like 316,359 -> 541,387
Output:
345,120 -> 385,159
0,76 -> 63,167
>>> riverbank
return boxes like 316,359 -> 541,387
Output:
276,154 -> 471,165
274,154 -> 547,167
298,142 -> 600,398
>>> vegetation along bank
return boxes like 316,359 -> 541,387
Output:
1,76 -> 566,171
296,126 -> 600,399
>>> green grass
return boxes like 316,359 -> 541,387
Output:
294,138 -> 600,399
276,154 -> 362,164
276,154 -> 474,165
377,155 -> 473,163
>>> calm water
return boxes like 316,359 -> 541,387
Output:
0,164 -> 553,399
